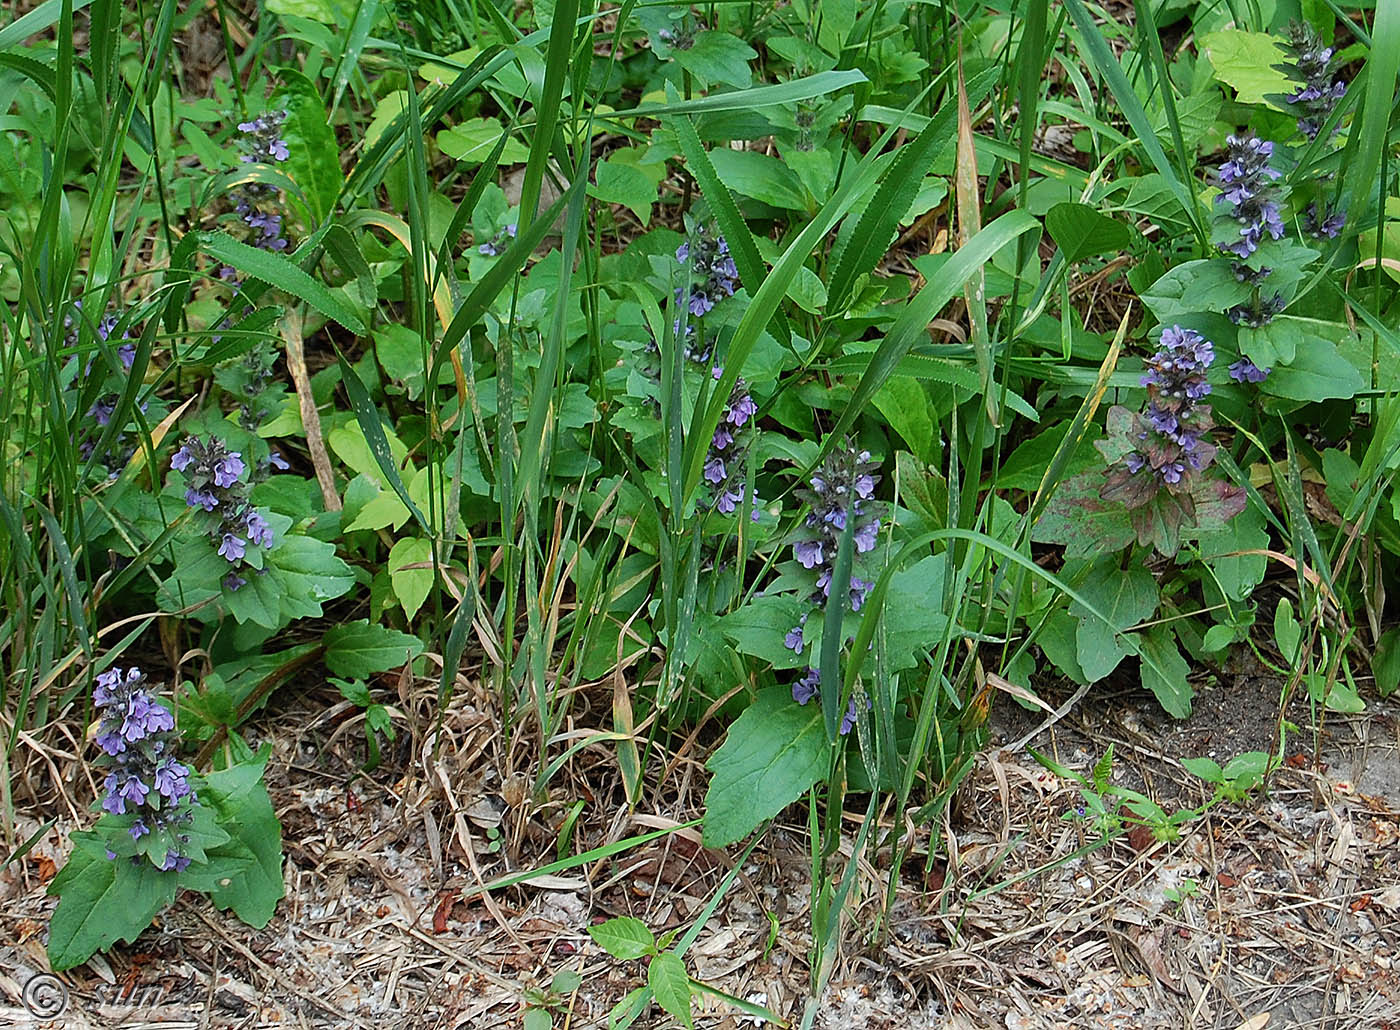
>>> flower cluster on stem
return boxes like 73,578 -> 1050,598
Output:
784,442 -> 882,663
1214,134 -> 1285,353
704,368 -> 761,518
1285,21 -> 1347,141
791,667 -> 865,735
1216,134 -> 1284,263
93,668 -> 195,872
675,227 -> 738,320
221,110 -> 291,284
69,301 -> 145,477
1118,326 -> 1221,490
170,436 -> 276,591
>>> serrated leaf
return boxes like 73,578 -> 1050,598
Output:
588,916 -> 656,959
1031,468 -> 1138,559
702,686 -> 830,847
647,953 -> 693,1028
324,619 -> 425,678
202,232 -> 365,334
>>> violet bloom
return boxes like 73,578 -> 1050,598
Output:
1122,326 -> 1219,488
792,443 -> 882,604
1303,203 -> 1345,240
91,666 -> 198,871
218,533 -> 247,562
244,511 -> 274,548
702,370 -> 762,519
792,668 -> 821,705
1215,134 -> 1284,262
185,488 -> 218,511
237,111 -> 290,164
785,616 -> 807,652
674,228 -> 739,321
212,452 -> 246,488
1229,358 -> 1270,384
790,668 -> 865,736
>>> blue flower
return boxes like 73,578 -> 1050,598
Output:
218,533 -> 247,562
92,666 -> 197,870
1229,358 -> 1270,383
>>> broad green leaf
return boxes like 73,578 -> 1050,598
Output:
702,686 -> 830,847
438,118 -> 531,166
204,769 -> 284,927
324,619 -> 425,678
647,953 -> 694,1028
1046,202 -> 1131,263
47,838 -> 176,970
1274,598 -> 1301,664
1181,756 -> 1224,783
590,155 -> 661,226
707,149 -> 808,210
1140,259 -> 1250,322
1139,625 -> 1192,717
1261,337 -> 1363,402
1071,557 -> 1158,682
1375,626 -> 1400,697
225,533 -> 355,628
670,31 -> 755,89
267,0 -> 335,18
1199,30 -> 1292,105
327,419 -> 411,485
365,91 -> 409,150
1193,501 -> 1268,601
389,537 -> 435,620
588,916 -> 656,960
872,377 -> 934,463
719,597 -> 809,669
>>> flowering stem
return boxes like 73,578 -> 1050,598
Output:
818,513 -> 856,743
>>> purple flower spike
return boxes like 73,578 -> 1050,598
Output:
1285,21 -> 1347,140
91,664 -> 197,871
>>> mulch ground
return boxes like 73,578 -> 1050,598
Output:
3,665 -> 1398,1030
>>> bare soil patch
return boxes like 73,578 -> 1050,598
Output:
2,669 -> 1397,1029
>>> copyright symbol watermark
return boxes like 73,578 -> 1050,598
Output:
22,973 -> 69,1018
